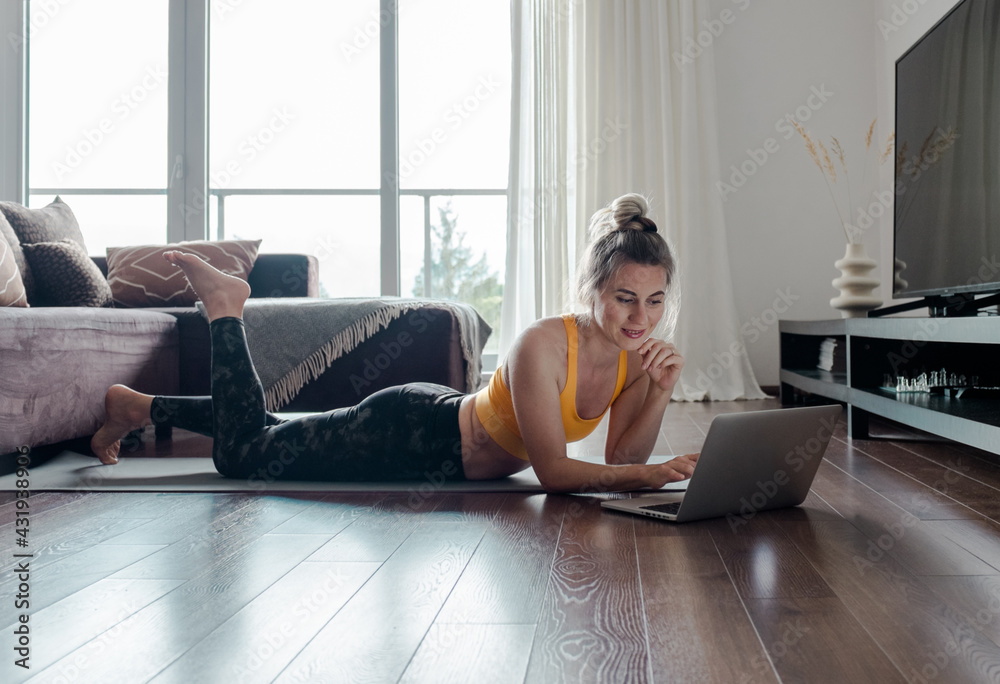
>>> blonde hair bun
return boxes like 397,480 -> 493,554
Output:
588,193 -> 653,239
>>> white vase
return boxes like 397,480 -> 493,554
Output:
830,242 -> 882,318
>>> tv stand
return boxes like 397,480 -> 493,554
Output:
779,317 -> 1000,455
869,292 -> 1000,317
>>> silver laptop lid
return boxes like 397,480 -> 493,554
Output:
601,405 -> 841,523
672,405 -> 840,523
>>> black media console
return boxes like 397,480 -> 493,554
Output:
779,317 -> 1000,455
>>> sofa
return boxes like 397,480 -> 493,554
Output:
0,198 -> 491,458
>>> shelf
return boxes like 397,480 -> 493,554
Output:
780,369 -> 849,403
779,318 -> 1000,455
850,388 -> 1000,454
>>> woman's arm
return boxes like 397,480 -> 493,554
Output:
508,324 -> 695,493
605,338 -> 687,465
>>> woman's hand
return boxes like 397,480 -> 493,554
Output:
647,452 -> 699,488
637,338 -> 685,394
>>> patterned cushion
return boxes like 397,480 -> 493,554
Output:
0,197 -> 87,305
21,239 -> 113,307
106,239 -> 262,307
0,211 -> 33,302
0,230 -> 28,307
0,196 -> 86,246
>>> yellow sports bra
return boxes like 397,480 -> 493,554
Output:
475,314 -> 628,460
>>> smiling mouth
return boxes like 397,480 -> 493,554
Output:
622,328 -> 645,339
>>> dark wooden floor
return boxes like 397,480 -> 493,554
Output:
5,397 -> 1000,683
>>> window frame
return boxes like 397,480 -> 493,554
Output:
4,0 -> 506,308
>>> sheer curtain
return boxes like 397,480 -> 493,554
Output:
502,0 -> 764,401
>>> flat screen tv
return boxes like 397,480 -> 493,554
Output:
891,0 -> 1000,316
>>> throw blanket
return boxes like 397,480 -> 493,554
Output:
199,297 -> 492,410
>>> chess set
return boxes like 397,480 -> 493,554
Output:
881,368 -> 997,398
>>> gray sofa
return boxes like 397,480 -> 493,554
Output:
2,253 -> 490,457
0,253 -> 317,456
0,198 -> 490,459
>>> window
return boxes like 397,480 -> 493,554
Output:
27,0 -> 169,253
20,0 -> 509,353
208,0 -> 382,297
398,0 -> 509,353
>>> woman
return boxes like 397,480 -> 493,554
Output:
91,193 -> 698,493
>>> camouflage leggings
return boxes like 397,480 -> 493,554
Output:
150,317 -> 466,483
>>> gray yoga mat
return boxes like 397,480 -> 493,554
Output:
0,451 -> 687,493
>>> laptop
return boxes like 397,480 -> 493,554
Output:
601,405 -> 842,524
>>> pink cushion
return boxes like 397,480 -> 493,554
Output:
106,239 -> 261,307
0,231 -> 28,307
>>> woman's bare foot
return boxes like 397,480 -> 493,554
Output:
163,250 -> 251,321
91,385 -> 155,464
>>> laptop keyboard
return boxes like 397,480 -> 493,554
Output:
640,501 -> 681,516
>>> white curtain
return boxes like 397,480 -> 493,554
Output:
502,0 -> 765,401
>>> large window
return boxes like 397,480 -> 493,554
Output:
27,0 -> 169,252
398,0 -> 509,347
209,0 -> 382,297
23,0 -> 510,352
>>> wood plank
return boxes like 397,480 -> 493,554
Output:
399,624 -> 536,684
744,597 -> 908,683
811,458 -> 998,576
111,496 -> 331,580
99,494 -> 264,546
149,561 -> 381,684
922,519 -> 1000,572
661,410 -> 710,456
0,490 -> 91,527
878,436 -> 1000,491
920,575 -> 1000,649
827,437 -> 993,520
273,522 -> 487,683
266,493 -> 383,534
632,521 -> 780,684
436,493 -> 568,624
782,520 -> 1000,683
706,514 -> 835,600
30,533 -> 331,683
307,493 -> 437,563
524,497 -> 649,684
0,543 -> 164,612
0,578 -> 183,684
420,491 -> 509,522
0,516 -> 153,577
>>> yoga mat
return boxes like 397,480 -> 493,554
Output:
0,451 -> 689,494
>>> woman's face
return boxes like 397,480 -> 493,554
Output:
592,262 -> 668,350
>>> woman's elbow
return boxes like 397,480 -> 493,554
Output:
534,468 -> 578,494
